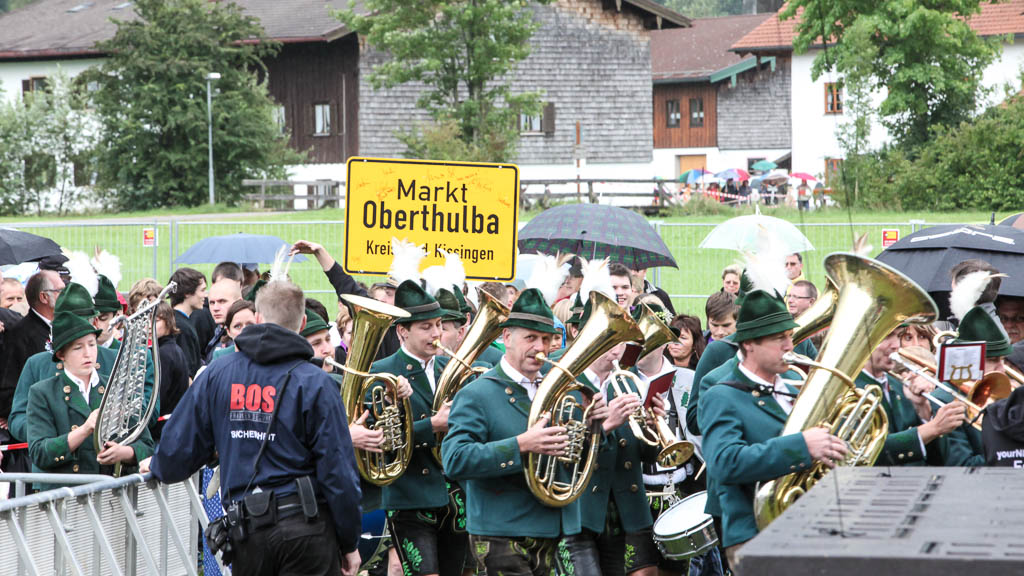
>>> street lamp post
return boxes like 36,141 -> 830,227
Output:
205,72 -> 221,206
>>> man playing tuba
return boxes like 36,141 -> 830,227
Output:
442,288 -> 583,576
698,290 -> 847,572
368,280 -> 466,576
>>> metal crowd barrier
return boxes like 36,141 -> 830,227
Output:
0,472 -> 212,576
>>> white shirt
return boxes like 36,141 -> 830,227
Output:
500,357 -> 540,401
402,345 -> 436,394
582,368 -> 604,394
738,363 -> 794,414
66,369 -> 100,399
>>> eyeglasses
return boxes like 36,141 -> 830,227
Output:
43,288 -> 63,296
787,294 -> 813,301
784,262 -> 800,267
998,315 -> 1024,324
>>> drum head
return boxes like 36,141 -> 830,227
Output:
653,491 -> 710,537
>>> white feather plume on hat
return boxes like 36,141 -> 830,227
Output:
522,252 -> 571,306
422,249 -> 466,297
90,248 -> 122,288
388,237 -> 426,286
63,249 -> 98,297
268,245 -> 295,283
579,257 -> 614,305
950,270 -> 1004,320
740,225 -> 790,298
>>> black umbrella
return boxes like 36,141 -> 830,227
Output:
877,224 -> 1024,317
517,204 -> 677,269
0,228 -> 63,266
998,213 -> 1024,230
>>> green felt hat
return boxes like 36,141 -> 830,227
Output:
957,306 -> 1011,357
435,288 -> 467,325
93,275 -> 121,314
51,311 -> 101,360
300,308 -> 330,338
566,293 -> 585,326
55,282 -> 97,318
245,278 -> 267,303
394,280 -> 446,324
453,286 -> 471,316
499,288 -> 559,334
733,289 -> 798,343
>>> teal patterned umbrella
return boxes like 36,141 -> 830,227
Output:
518,204 -> 677,269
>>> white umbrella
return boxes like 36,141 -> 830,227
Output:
699,207 -> 815,254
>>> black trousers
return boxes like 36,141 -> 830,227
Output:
470,535 -> 557,576
389,505 -> 469,576
561,529 -> 626,576
230,513 -> 340,576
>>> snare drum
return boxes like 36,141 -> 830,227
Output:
652,491 -> 719,560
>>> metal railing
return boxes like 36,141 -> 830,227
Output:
0,472 -> 211,576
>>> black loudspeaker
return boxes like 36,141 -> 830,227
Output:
738,467 -> 1024,575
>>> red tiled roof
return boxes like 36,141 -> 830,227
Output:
652,13 -> 772,81
731,0 -> 1024,53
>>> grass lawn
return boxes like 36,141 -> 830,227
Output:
4,203 -> 1005,318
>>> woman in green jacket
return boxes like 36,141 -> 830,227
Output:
26,311 -> 153,491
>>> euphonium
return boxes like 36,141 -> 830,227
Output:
791,277 -> 838,346
753,253 -> 938,530
338,294 -> 414,487
431,291 -> 510,464
525,291 -> 643,507
608,303 -> 694,468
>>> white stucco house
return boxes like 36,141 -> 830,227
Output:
729,1 -> 1024,185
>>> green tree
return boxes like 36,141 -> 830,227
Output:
86,0 -> 299,209
0,96 -> 27,214
656,0 -> 742,18
338,0 -> 550,162
783,0 -> 1003,150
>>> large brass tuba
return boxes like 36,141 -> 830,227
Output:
607,303 -> 694,469
525,291 -> 643,507
431,291 -> 510,464
337,294 -> 414,486
753,253 -> 938,530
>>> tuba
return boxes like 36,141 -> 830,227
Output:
607,303 -> 694,469
431,291 -> 510,464
525,291 -> 643,507
95,282 -> 176,474
753,253 -> 938,530
337,294 -> 414,486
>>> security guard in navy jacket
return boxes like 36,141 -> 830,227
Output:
148,280 -> 363,576
368,280 -> 466,576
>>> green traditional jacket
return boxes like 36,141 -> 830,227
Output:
697,357 -> 811,547
9,346 -> 157,443
854,371 -> 941,466
211,343 -> 236,361
686,334 -> 816,435
369,349 -> 451,511
572,373 -> 660,535
27,372 -> 154,491
442,364 -> 581,538
929,387 -> 984,467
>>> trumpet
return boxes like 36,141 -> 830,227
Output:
608,360 -> 694,468
337,294 -> 414,486
889,350 -> 1012,430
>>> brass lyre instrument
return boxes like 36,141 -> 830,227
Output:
95,282 -> 176,475
337,294 -> 414,486
932,329 -> 1024,389
753,253 -> 938,530
889,349 -> 1012,430
431,291 -> 510,464
525,291 -> 643,507
608,303 -> 694,468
